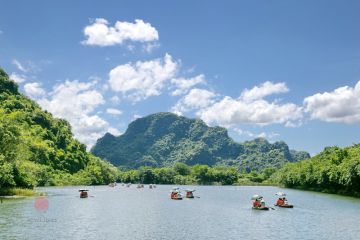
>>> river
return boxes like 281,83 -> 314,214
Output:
1,185 -> 359,240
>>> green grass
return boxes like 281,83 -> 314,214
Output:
0,188 -> 39,197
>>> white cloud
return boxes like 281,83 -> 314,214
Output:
12,59 -> 28,72
11,59 -> 41,74
24,82 -> 45,98
143,42 -> 160,53
240,81 -> 288,102
110,96 -> 121,103
171,88 -> 217,115
106,108 -> 123,115
197,82 -> 302,127
108,127 -> 121,136
304,81 -> 360,123
82,18 -> 159,47
233,128 -> 279,139
132,114 -> 142,120
37,80 -> 117,147
171,74 -> 206,96
109,54 -> 178,101
9,72 -> 26,83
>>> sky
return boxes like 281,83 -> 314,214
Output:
1,0 -> 360,155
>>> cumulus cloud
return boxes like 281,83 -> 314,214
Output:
37,80 -> 117,147
233,128 -> 279,139
304,81 -> 360,123
82,18 -> 159,47
106,108 -> 123,115
108,127 -> 121,136
24,82 -> 45,98
171,88 -> 217,115
171,74 -> 206,96
240,81 -> 288,102
195,82 -> 302,127
9,72 -> 26,83
108,54 -> 178,101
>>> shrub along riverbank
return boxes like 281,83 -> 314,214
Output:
117,162 -> 276,185
271,145 -> 360,197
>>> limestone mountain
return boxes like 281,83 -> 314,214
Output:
91,112 -> 310,171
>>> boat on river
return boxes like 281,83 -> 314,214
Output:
274,192 -> 294,208
79,189 -> 89,198
185,189 -> 195,198
170,188 -> 183,200
251,194 -> 270,210
252,206 -> 269,210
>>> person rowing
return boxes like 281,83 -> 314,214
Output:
251,195 -> 269,210
275,192 -> 294,208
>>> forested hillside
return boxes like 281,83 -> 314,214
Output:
0,68 -> 119,190
92,112 -> 310,171
273,145 -> 360,197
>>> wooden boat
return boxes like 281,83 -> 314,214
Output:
252,206 -> 269,210
185,190 -> 195,198
171,195 -> 183,200
79,189 -> 89,198
170,188 -> 183,200
275,204 -> 294,208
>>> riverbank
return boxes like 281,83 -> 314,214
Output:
0,188 -> 39,197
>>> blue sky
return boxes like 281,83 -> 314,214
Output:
1,0 -> 360,154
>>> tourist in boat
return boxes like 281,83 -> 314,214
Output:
185,189 -> 195,198
275,192 -> 288,206
275,192 -> 294,207
170,188 -> 182,200
276,197 -> 285,206
260,198 -> 266,207
252,195 -> 262,208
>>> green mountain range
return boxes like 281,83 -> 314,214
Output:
91,112 -> 310,171
0,68 -> 118,189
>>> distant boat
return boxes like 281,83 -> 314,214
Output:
170,187 -> 183,200
185,189 -> 195,198
251,194 -> 270,210
79,189 -> 89,198
275,192 -> 294,208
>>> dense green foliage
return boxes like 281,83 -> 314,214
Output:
0,68 -> 119,190
273,145 -> 360,196
92,112 -> 309,171
118,162 -> 275,185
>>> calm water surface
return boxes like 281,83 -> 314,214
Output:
1,185 -> 359,240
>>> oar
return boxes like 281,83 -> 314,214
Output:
268,206 -> 275,210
